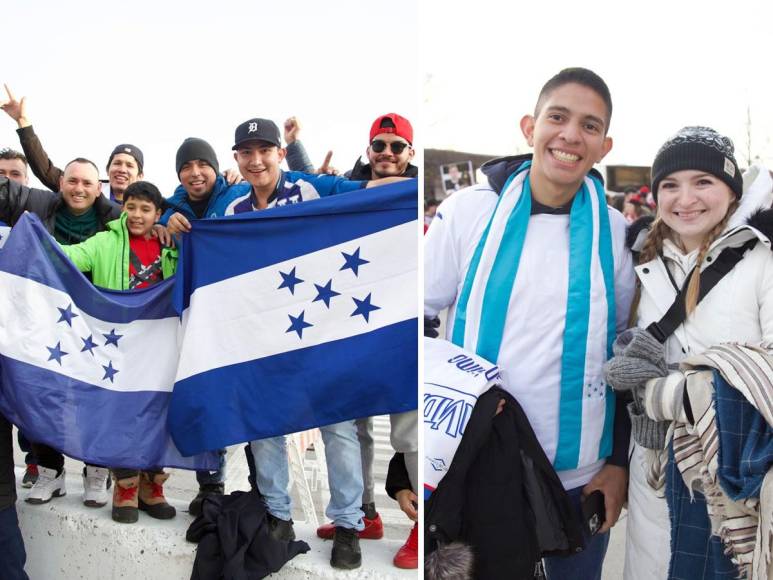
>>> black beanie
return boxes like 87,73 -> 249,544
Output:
175,138 -> 220,177
651,126 -> 742,201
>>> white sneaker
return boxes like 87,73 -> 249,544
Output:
83,466 -> 110,508
26,466 -> 66,504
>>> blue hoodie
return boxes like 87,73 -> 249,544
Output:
159,175 -> 251,224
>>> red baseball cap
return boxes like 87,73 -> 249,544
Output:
369,113 -> 413,145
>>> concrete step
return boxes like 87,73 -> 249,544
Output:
15,470 -> 417,579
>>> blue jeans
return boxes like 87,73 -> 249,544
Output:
196,448 -> 226,486
0,506 -> 29,580
543,486 -> 610,580
251,420 -> 364,530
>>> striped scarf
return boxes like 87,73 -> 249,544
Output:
646,343 -> 773,579
451,161 -> 617,471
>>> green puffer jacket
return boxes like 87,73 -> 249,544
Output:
60,213 -> 177,290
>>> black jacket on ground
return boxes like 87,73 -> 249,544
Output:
346,158 -> 419,181
386,452 -> 411,500
187,490 -> 310,580
0,176 -> 121,235
425,387 -> 584,580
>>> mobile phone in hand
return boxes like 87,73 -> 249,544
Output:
581,490 -> 606,536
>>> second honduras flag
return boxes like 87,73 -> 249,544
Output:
170,180 -> 418,456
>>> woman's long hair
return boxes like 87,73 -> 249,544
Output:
628,199 -> 739,323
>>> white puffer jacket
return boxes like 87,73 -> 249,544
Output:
625,209 -> 773,580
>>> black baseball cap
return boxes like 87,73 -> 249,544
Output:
232,118 -> 281,150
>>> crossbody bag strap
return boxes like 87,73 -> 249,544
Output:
646,238 -> 758,343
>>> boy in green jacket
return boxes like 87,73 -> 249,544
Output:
60,181 -> 177,523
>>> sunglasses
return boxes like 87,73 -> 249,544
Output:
371,140 -> 410,154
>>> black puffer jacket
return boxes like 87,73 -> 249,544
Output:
425,387 -> 584,580
0,176 -> 120,235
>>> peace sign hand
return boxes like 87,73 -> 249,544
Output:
0,84 -> 29,128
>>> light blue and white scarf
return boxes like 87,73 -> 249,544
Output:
451,161 -> 617,470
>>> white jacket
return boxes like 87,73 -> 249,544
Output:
625,217 -> 773,580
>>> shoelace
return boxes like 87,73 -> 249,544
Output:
117,485 -> 137,502
150,482 -> 165,499
86,475 -> 107,491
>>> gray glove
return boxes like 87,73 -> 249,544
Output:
604,328 -> 668,393
627,401 -> 669,449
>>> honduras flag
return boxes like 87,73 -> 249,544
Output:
0,213 -> 219,470
170,180 -> 418,456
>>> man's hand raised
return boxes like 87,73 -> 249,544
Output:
283,116 -> 301,145
314,151 -> 339,176
0,84 -> 30,128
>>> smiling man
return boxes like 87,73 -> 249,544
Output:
424,68 -> 636,579
0,158 -> 121,509
347,113 -> 418,181
223,117 -> 406,216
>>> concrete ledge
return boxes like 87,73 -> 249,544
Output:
16,473 -> 417,579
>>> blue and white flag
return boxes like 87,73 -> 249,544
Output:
0,214 -> 219,470
170,180 -> 418,456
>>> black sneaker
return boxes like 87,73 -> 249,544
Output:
188,483 -> 224,517
267,513 -> 296,542
331,526 -> 362,570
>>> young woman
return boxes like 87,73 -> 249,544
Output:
606,126 -> 773,579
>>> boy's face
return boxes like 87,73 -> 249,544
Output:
123,197 -> 161,238
234,141 -> 286,192
520,82 -> 613,192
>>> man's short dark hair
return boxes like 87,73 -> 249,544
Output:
535,67 -> 612,131
64,157 -> 100,174
123,181 -> 165,210
0,148 -> 27,165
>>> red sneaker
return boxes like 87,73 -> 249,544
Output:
393,523 -> 418,569
317,513 -> 384,540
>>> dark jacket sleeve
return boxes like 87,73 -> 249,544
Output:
606,392 -> 632,468
285,141 -> 314,173
16,125 -> 64,192
0,176 -> 32,225
386,453 -> 412,499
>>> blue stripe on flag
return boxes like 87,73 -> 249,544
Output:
0,214 -> 177,322
555,184 -> 592,471
0,356 -> 218,470
174,180 -> 417,312
169,320 -> 417,456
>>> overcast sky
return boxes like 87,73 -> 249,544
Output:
1,0 -> 419,192
423,0 -> 773,170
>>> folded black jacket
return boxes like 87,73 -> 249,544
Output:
425,387 -> 584,580
187,490 -> 310,580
